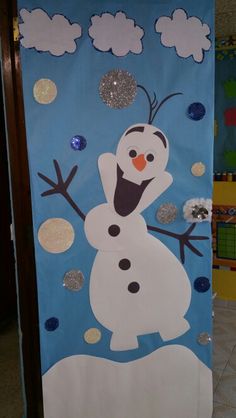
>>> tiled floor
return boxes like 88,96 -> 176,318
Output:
213,305 -> 236,417
0,318 -> 23,418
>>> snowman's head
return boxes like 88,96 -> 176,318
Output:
116,123 -> 169,182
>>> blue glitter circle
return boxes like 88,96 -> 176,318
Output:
187,103 -> 206,121
70,135 -> 87,151
45,317 -> 59,331
194,277 -> 210,293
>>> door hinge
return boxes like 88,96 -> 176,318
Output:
13,17 -> 19,42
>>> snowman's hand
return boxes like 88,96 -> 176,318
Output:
177,223 -> 209,264
38,160 -> 86,221
147,223 -> 208,264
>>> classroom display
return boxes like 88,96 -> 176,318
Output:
18,1 -> 214,417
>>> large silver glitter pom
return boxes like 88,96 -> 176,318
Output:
156,203 -> 178,224
63,270 -> 84,291
99,69 -> 137,109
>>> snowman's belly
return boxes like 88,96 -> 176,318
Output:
90,234 -> 191,341
84,203 -> 147,251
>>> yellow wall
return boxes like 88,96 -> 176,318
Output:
213,182 -> 236,300
213,182 -> 236,205
213,270 -> 236,300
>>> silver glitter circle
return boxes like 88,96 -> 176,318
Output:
191,205 -> 209,220
63,270 -> 84,291
156,203 -> 178,224
99,69 -> 137,109
197,332 -> 212,346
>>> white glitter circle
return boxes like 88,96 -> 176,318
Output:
63,270 -> 84,291
156,203 -> 178,224
99,69 -> 137,109
191,162 -> 206,177
33,79 -> 57,104
84,328 -> 101,344
38,218 -> 75,253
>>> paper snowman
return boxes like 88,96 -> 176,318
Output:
85,123 -> 191,350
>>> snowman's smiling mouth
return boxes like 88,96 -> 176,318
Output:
113,165 -> 153,217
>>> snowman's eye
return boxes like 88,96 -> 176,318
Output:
146,153 -> 155,162
129,149 -> 137,158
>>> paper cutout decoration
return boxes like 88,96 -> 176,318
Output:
187,103 -> 206,121
39,86 -> 209,350
85,122 -> 191,351
88,231 -> 191,350
155,9 -> 211,63
183,198 -> 212,223
191,162 -> 206,177
38,218 -> 75,253
119,258 -> 131,270
43,345 -> 213,418
197,332 -> 212,346
33,79 -> 57,104
194,277 -> 210,293
156,203 -> 178,224
70,135 -> 87,151
89,12 -> 144,57
223,79 -> 236,98
84,328 -> 101,344
63,270 -> 84,291
19,8 -> 82,56
99,69 -> 137,109
45,317 -> 59,331
224,108 -> 236,126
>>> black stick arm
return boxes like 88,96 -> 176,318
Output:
147,223 -> 209,264
38,160 -> 86,222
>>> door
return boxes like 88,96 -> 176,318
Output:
16,0 -> 214,417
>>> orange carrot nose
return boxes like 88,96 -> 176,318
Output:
132,154 -> 146,171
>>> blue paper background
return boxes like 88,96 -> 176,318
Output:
18,0 -> 214,374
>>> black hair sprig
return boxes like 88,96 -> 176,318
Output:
137,84 -> 183,124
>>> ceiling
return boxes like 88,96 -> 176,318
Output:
216,0 -> 236,36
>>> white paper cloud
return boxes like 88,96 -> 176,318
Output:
88,11 -> 144,57
43,346 -> 212,418
155,9 -> 211,63
19,8 -> 82,56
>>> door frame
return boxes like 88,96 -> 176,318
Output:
0,1 -> 43,416
0,64 -> 17,320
